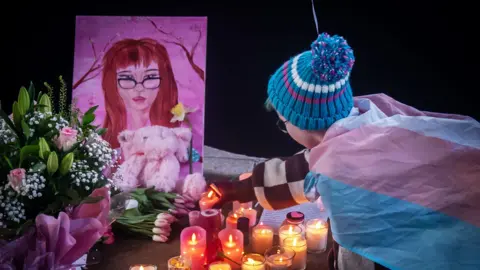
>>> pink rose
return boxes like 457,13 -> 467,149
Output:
55,127 -> 78,151
7,168 -> 25,192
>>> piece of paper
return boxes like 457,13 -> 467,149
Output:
72,254 -> 88,270
259,201 -> 328,233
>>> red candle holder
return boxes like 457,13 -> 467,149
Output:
180,226 -> 207,270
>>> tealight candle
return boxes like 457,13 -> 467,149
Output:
219,228 -> 244,270
251,223 -> 273,254
264,246 -> 295,270
241,253 -> 266,270
283,236 -> 307,270
278,225 -> 302,247
226,211 -> 242,230
180,226 -> 207,270
167,256 -> 191,270
306,219 -> 328,253
129,264 -> 157,270
209,261 -> 232,270
200,190 -> 220,211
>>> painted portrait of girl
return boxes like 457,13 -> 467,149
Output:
72,16 -> 206,177
101,38 -> 180,149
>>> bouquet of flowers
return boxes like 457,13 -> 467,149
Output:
0,77 -> 114,269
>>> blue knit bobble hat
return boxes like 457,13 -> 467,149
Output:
267,33 -> 355,130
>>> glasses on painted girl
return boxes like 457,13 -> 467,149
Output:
276,119 -> 288,134
117,75 -> 161,90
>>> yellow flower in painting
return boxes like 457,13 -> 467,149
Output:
170,102 -> 196,123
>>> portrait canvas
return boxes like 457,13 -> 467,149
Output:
72,16 -> 207,178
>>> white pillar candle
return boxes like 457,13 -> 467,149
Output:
251,223 -> 274,255
283,236 -> 307,270
306,219 -> 328,253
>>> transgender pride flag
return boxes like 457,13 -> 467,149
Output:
309,93 -> 480,270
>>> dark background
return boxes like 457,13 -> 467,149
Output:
13,1 -> 476,157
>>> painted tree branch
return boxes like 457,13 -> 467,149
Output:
148,19 -> 205,81
73,35 -> 118,90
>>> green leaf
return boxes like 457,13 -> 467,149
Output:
19,145 -> 40,166
38,137 -> 50,159
82,113 -> 95,126
96,128 -> 107,136
81,196 -> 104,204
66,189 -> 81,204
12,102 -> 22,127
59,152 -> 74,175
3,156 -> 13,169
28,81 -> 36,108
31,162 -> 46,172
16,219 -> 33,236
21,120 -> 30,138
46,151 -> 58,175
18,87 -> 30,115
84,105 -> 99,115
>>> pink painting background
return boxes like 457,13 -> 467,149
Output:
72,16 -> 207,177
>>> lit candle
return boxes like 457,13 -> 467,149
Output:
219,228 -> 244,270
226,211 -> 242,230
278,225 -> 302,247
251,223 -> 273,254
236,208 -> 257,227
167,256 -> 191,270
264,246 -> 295,270
200,190 -> 219,211
306,219 -> 328,253
241,253 -> 266,270
180,226 -> 207,270
209,261 -> 232,270
283,236 -> 307,270
129,265 -> 157,270
232,173 -> 253,212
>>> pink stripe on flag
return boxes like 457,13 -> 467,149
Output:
282,62 -> 346,104
309,125 -> 480,227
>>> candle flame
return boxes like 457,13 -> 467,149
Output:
280,257 -> 283,262
261,229 -> 266,234
233,213 -> 238,218
139,266 -> 144,270
288,226 -> 293,234
229,234 -> 233,243
207,190 -> 214,198
293,237 -> 297,246
192,233 -> 196,243
316,221 -> 322,229
247,258 -> 255,264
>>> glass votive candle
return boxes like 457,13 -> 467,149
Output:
264,246 -> 295,270
241,253 -> 266,270
209,261 -> 232,270
180,226 -> 207,270
226,210 -> 243,230
306,219 -> 328,253
167,256 -> 191,270
129,264 -> 157,270
278,225 -> 302,246
219,228 -> 244,269
251,223 -> 274,254
200,190 -> 220,211
283,236 -> 307,270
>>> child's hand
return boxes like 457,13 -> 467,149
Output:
208,175 -> 256,209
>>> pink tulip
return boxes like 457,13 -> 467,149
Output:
54,127 -> 78,151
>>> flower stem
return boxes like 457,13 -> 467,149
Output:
185,117 -> 193,174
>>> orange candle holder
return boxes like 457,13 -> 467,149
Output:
180,226 -> 207,270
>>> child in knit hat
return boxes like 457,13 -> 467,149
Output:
211,33 -> 480,270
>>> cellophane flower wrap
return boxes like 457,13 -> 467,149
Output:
0,77 -> 114,269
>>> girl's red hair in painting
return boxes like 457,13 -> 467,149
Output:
101,38 -> 180,149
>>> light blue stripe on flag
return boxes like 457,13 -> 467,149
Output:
315,175 -> 480,270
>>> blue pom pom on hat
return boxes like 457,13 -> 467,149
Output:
267,32 -> 355,130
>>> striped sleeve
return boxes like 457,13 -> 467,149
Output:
250,150 -> 311,210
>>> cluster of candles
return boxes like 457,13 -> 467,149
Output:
133,179 -> 329,270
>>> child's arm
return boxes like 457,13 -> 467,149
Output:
249,149 -> 312,210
